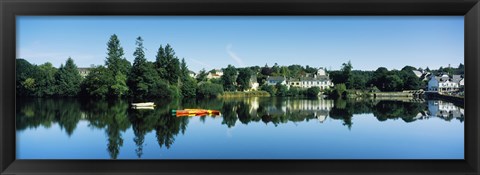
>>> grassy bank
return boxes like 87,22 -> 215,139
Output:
345,90 -> 416,99
218,91 -> 271,98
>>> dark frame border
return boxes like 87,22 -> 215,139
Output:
1,0 -> 479,174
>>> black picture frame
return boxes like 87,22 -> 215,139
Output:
1,0 -> 479,174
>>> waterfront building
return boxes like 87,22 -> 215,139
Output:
427,74 -> 463,92
412,70 -> 431,81
189,71 -> 197,78
207,69 -> 223,79
266,76 -> 287,86
287,68 -> 333,90
77,68 -> 92,78
248,75 -> 259,91
427,100 -> 464,121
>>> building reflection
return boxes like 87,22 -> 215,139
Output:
240,97 -> 334,123
16,97 -> 465,159
425,100 -> 464,122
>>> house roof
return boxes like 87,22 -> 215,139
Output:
288,75 -> 330,82
452,75 -> 464,83
267,76 -> 286,81
77,68 -> 92,71
249,75 -> 257,83
433,74 -> 464,83
412,70 -> 423,77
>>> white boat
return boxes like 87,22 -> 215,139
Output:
131,102 -> 155,107
132,106 -> 155,110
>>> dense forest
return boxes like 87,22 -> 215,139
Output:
16,34 -> 464,100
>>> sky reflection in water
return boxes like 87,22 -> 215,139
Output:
16,97 -> 464,159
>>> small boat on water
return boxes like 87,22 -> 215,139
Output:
132,106 -> 155,110
131,102 -> 155,109
172,109 -> 221,117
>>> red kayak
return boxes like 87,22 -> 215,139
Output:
172,109 -> 221,117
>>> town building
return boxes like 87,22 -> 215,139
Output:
77,68 -> 92,78
266,76 -> 287,86
427,74 -> 464,92
206,69 -> 223,79
189,71 -> 197,78
287,68 -> 333,90
427,100 -> 464,121
412,70 -> 431,81
247,75 -> 259,91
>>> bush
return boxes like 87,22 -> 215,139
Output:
197,82 -> 224,98
275,83 -> 288,97
148,79 -> 176,99
181,77 -> 197,98
328,84 -> 347,99
260,84 -> 277,96
306,87 -> 321,98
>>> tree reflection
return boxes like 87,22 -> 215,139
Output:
372,101 -> 426,122
16,97 -> 464,159
16,98 -> 83,136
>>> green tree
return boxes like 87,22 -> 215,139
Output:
128,37 -> 162,98
16,59 -> 38,96
81,66 -> 113,98
110,72 -> 129,97
342,61 -> 353,88
306,87 -> 321,98
370,67 -> 389,91
36,63 -> 58,96
236,68 -> 253,91
156,44 -> 180,85
275,83 -> 288,97
55,57 -> 82,96
178,58 -> 197,98
328,84 -> 347,99
260,84 -> 277,96
400,68 -> 423,90
384,74 -> 404,91
221,65 -> 238,91
197,82 -> 224,98
180,58 -> 189,81
105,34 -> 131,76
180,77 -> 197,98
196,68 -> 208,82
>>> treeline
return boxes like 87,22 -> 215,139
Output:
328,61 -> 464,93
16,34 -> 464,99
17,35 -> 203,99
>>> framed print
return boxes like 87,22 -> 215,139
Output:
1,0 -> 479,174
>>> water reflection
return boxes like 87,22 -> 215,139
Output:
16,97 -> 464,159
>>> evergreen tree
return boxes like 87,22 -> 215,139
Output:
196,68 -> 208,82
221,65 -> 238,91
36,62 -> 58,96
128,37 -> 172,99
81,66 -> 113,98
155,44 -> 180,85
55,57 -> 82,96
103,34 -> 131,97
105,34 -> 131,76
129,37 -> 156,97
180,58 -> 189,81
236,68 -> 252,91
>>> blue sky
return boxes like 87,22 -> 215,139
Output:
17,16 -> 464,72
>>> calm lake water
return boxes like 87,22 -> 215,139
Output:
16,97 -> 464,159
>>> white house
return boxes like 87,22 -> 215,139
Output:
247,75 -> 259,91
77,68 -> 92,78
188,71 -> 197,78
427,74 -> 463,92
206,69 -> 223,79
287,68 -> 333,90
412,70 -> 431,81
266,76 -> 287,86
